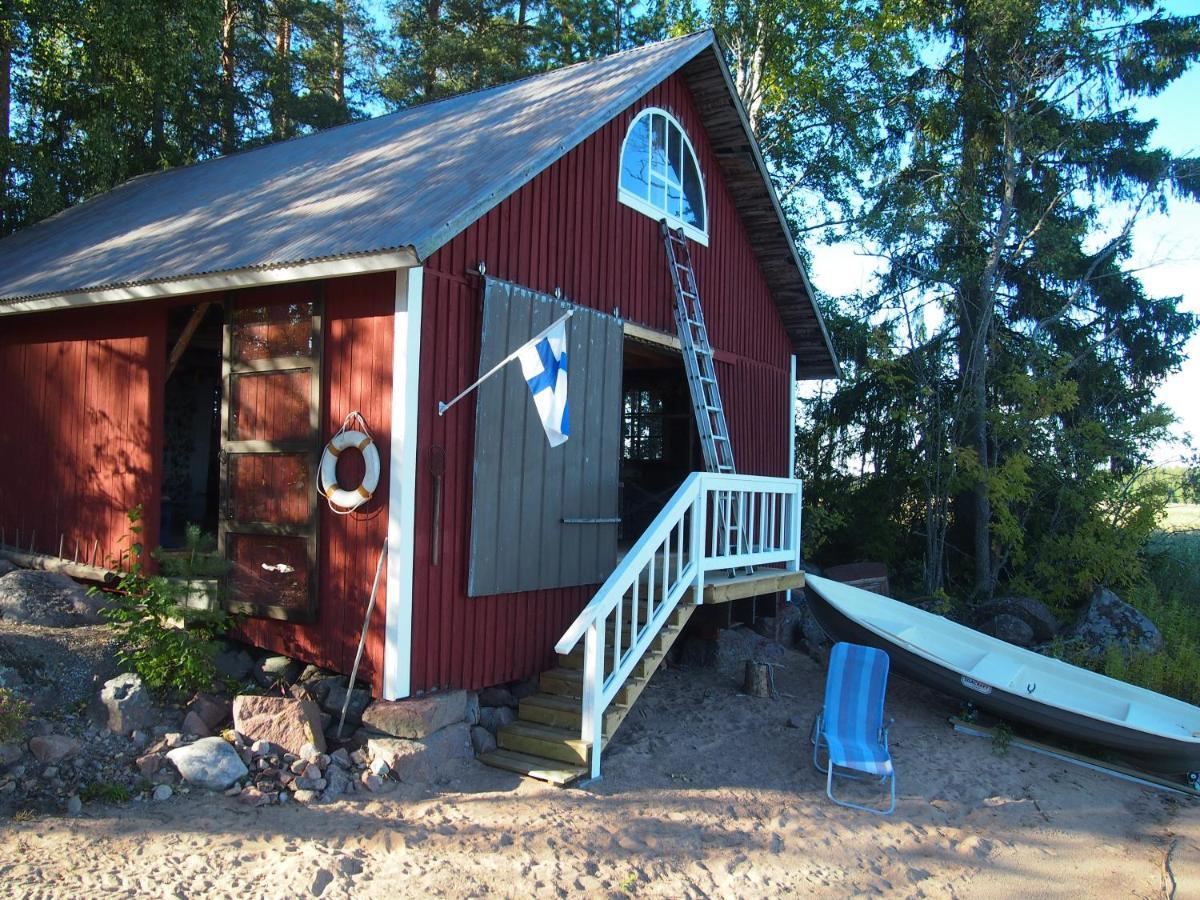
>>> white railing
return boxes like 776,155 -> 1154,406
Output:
555,471 -> 803,778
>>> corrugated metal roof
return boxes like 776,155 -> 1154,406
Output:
0,29 -> 837,376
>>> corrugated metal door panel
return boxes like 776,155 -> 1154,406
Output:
468,278 -> 622,597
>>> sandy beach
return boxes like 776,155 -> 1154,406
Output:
2,627 -> 1197,898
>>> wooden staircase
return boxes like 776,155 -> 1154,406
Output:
479,598 -> 694,785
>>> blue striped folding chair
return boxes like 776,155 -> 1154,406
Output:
811,642 -> 896,815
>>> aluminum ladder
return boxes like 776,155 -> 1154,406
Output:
661,222 -> 751,569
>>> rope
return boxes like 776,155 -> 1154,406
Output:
323,411 -> 374,516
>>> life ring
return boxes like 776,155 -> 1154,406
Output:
319,430 -> 380,511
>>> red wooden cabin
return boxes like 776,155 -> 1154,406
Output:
0,32 -> 836,726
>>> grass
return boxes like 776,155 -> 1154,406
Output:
81,781 -> 132,805
1161,503 -> 1200,533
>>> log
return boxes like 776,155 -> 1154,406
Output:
743,660 -> 776,698
0,545 -> 117,585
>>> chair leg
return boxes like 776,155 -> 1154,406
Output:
811,714 -> 829,774
826,763 -> 896,816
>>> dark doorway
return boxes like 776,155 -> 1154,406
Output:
619,338 -> 699,545
161,302 -> 223,548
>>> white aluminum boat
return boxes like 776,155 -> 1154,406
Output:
804,574 -> 1200,777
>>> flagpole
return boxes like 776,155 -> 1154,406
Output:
438,309 -> 574,416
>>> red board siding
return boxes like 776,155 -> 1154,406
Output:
0,305 -> 165,570
412,73 -> 793,693
238,271 -> 394,695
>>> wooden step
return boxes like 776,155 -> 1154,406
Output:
539,667 -> 583,698
497,721 -> 592,765
562,620 -> 684,670
477,749 -> 586,786
519,692 -> 624,735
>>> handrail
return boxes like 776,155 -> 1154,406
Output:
555,470 -> 803,779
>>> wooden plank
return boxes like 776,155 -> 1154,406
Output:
166,301 -> 213,381
949,717 -> 1200,797
0,546 -> 117,584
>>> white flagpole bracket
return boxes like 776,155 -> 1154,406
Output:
437,309 -> 574,416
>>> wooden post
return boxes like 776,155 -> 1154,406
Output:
743,660 -> 776,698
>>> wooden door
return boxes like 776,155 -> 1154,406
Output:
219,290 -> 323,622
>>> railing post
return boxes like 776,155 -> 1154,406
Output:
789,482 -> 803,573
691,481 -> 707,604
581,619 -> 605,779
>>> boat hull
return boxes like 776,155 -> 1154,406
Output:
805,586 -> 1200,776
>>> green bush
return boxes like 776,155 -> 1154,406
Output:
0,687 -> 30,743
93,507 -> 233,694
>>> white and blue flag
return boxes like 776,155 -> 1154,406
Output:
516,318 -> 570,447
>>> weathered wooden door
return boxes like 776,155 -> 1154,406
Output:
218,290 -> 323,621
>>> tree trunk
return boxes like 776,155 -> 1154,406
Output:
950,3 -> 994,601
422,0 -> 440,99
742,660 -> 775,698
220,0 -> 238,154
0,0 -> 12,234
332,0 -> 346,118
271,7 -> 292,139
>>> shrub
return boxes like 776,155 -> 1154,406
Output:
93,507 -> 233,694
0,687 -> 30,743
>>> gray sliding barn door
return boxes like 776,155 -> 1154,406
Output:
469,278 -> 622,597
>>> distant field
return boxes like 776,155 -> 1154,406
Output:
1162,503 -> 1200,532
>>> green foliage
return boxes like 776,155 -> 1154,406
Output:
991,721 -> 1014,757
81,781 -> 132,804
0,687 -> 30,744
94,507 -> 233,694
152,523 -> 228,579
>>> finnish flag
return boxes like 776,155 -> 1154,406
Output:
516,318 -> 570,447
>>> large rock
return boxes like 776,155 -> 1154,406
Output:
1068,587 -> 1164,659
166,736 -> 248,790
213,644 -> 254,682
94,673 -> 153,734
0,742 -> 23,770
477,686 -> 517,709
361,690 -> 469,739
478,706 -> 516,734
28,734 -> 80,764
978,613 -> 1036,648
0,570 -> 103,626
0,560 -> 15,578
974,596 -> 1059,644
187,693 -> 232,731
232,694 -> 326,755
367,723 -> 473,783
791,595 -> 831,656
322,684 -> 370,725
253,655 -> 303,688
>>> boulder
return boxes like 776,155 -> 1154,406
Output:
477,686 -> 517,709
253,655 -> 303,688
136,752 -> 165,777
93,673 -> 153,735
974,596 -> 1059,644
470,725 -> 497,755
166,737 -> 248,790
213,645 -> 254,682
0,742 -> 23,770
232,694 -> 326,755
322,763 -> 352,800
367,723 -> 473,784
181,711 -> 212,737
465,692 -> 480,726
978,613 -> 1036,648
791,596 -> 831,656
361,690 -> 469,739
0,560 -> 14,577
478,706 -> 516,733
0,570 -> 102,626
28,734 -> 80,764
322,684 -> 370,724
1068,587 -> 1164,658
187,693 -> 232,731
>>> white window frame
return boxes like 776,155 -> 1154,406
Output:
617,108 -> 709,246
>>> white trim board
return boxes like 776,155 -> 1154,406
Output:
383,266 -> 424,700
0,248 -> 420,316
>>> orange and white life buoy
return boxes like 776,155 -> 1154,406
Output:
320,422 -> 380,513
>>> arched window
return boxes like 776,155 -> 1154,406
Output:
618,108 -> 707,243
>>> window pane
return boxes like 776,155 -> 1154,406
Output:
230,454 -> 310,525
650,114 -> 668,182
231,370 -> 311,442
650,175 -> 667,211
668,126 -> 683,186
683,153 -> 705,230
227,533 -> 309,612
232,302 -> 314,363
619,114 -> 652,200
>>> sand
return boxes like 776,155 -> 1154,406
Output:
1,627 -> 1198,898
